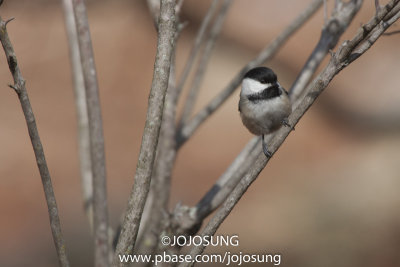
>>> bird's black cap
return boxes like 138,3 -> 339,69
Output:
244,67 -> 277,84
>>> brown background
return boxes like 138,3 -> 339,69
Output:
0,0 -> 400,266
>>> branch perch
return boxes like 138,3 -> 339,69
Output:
173,0 -> 325,234
179,0 -> 363,232
179,1 -> 400,264
176,0 -> 324,147
0,17 -> 70,267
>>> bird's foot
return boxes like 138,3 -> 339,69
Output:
263,145 -> 272,158
282,118 -> 295,130
261,135 -> 272,157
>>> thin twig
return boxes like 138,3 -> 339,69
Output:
61,0 -> 94,231
0,17 -> 70,267
178,0 -> 233,126
176,0 -> 324,147
175,0 -> 220,101
289,0 -> 363,103
112,0 -> 177,265
179,2 -> 400,264
71,1 -> 109,266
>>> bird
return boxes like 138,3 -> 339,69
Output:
239,67 -> 292,157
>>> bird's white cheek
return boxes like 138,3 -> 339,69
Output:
241,78 -> 270,95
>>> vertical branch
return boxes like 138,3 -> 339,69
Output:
135,49 -> 179,257
113,0 -> 177,264
71,0 -> 109,266
178,0 -> 233,126
0,17 -> 70,267
61,0 -> 94,231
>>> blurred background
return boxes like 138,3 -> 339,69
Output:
1,0 -> 400,266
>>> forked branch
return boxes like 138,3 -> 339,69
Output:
112,0 -> 177,265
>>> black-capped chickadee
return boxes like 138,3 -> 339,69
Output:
239,67 -> 292,157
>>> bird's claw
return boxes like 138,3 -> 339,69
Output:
261,136 -> 272,157
282,118 -> 295,130
263,145 -> 272,158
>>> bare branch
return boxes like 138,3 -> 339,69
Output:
176,0 -> 324,147
175,0 -> 220,101
178,0 -> 233,126
113,0 -> 177,264
179,1 -> 400,263
171,137 -> 261,235
289,0 -> 363,103
0,17 -> 70,267
135,31 -> 180,258
187,137 -> 260,227
61,0 -> 94,231
71,0 -> 109,266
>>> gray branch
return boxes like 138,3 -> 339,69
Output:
135,26 -> 180,259
289,0 -> 363,103
0,17 -> 70,267
174,0 -> 220,99
61,0 -> 94,231
193,137 -> 260,220
180,1 -> 400,264
178,0 -> 233,126
112,0 -> 177,265
71,0 -> 109,266
176,0 -> 324,147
